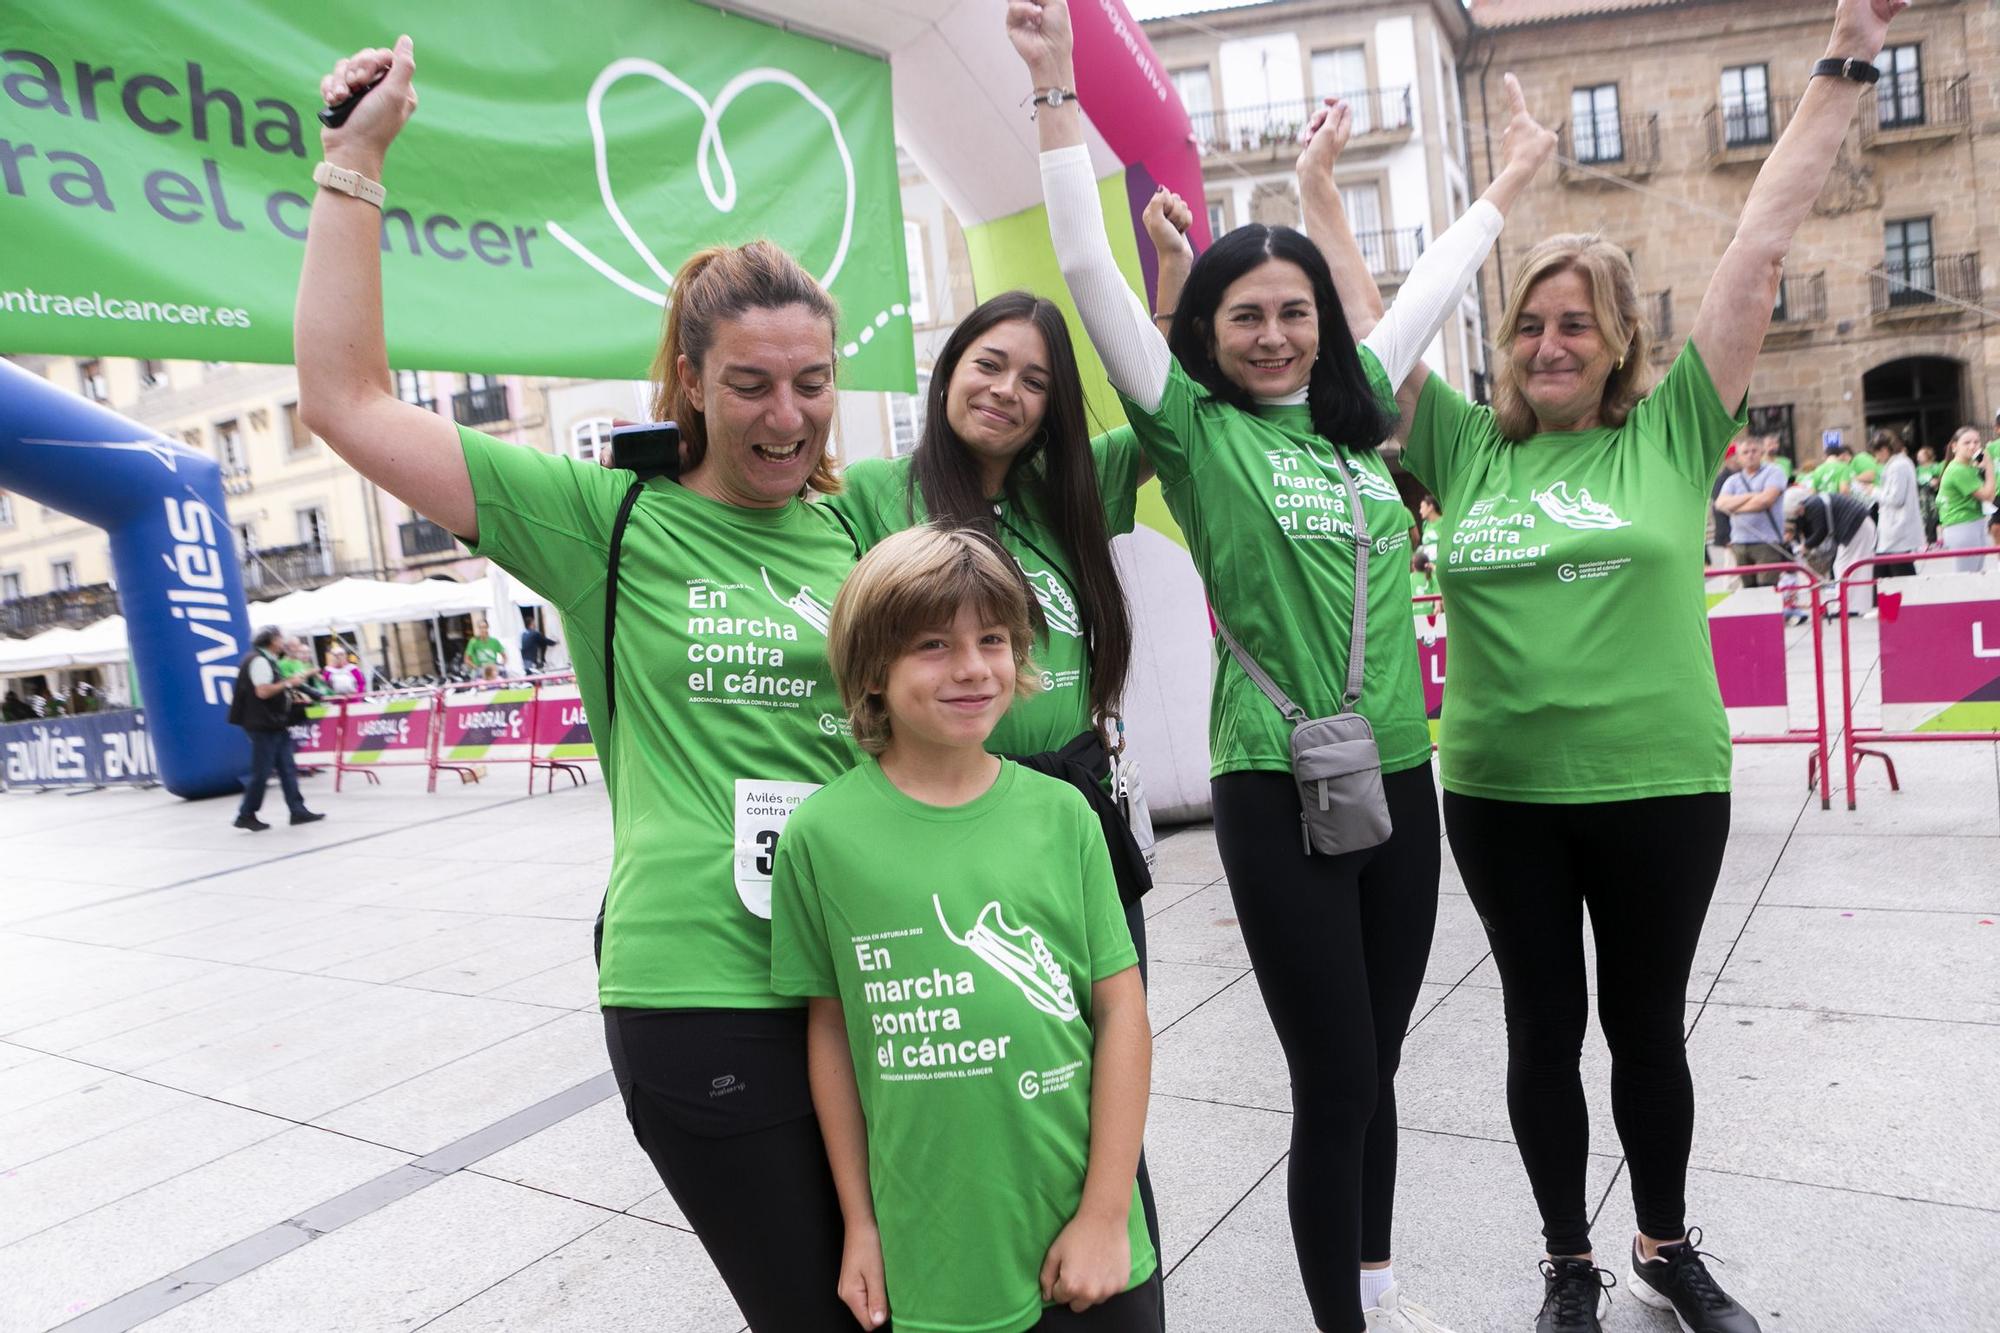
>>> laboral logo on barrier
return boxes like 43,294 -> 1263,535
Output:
0,0 -> 914,389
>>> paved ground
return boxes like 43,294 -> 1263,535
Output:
4,623 -> 1997,1331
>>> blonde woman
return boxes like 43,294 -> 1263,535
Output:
1385,2 -> 1909,1329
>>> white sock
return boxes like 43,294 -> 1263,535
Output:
1359,1265 -> 1395,1310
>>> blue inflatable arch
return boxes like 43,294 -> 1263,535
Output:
0,358 -> 252,799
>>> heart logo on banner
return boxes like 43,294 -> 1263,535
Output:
546,58 -> 857,308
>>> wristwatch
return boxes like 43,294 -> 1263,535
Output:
312,160 -> 387,209
1032,87 -> 1076,110
1811,57 -> 1880,85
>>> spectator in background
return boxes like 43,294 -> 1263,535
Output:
520,609 -> 559,673
2,690 -> 32,722
322,646 -> 367,696
1416,494 -> 1442,565
1787,486 -> 1878,614
1709,440 -> 1742,565
227,626 -> 324,832
1871,430 -> 1921,579
1940,426 -> 1999,572
1766,442 -> 1795,483
1716,435 -> 1787,585
1845,434 -> 1882,499
462,617 -> 507,677
1915,445 -> 1943,546
1809,441 -> 1850,493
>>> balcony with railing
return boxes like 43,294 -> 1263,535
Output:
1356,227 -> 1425,280
451,384 -> 511,427
240,541 -> 351,595
1861,74 -> 1970,147
1558,111 -> 1660,183
1870,252 -> 1980,317
1645,289 -> 1675,361
1187,86 -> 1412,161
1703,96 -> 1796,165
1768,270 -> 1828,333
0,582 -> 118,638
400,516 -> 462,559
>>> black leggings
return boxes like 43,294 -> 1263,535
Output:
1031,1271 -> 1164,1330
1211,763 -> 1442,1333
1442,791 -> 1731,1257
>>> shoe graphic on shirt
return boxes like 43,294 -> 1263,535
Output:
934,895 -> 1080,1022
1532,482 -> 1632,531
761,568 -> 832,635
1023,568 -> 1083,639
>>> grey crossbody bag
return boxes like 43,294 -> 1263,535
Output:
1217,452 -> 1393,857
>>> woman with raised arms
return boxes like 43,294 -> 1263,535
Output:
1008,4 -> 1556,1330
297,38 -> 865,1332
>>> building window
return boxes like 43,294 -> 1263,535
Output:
1879,44 -> 1925,129
138,359 -> 166,389
394,369 -> 431,408
1884,217 -> 1934,306
215,418 -> 247,475
904,220 -> 932,326
1,571 -> 20,602
1311,46 -> 1372,133
284,401 -> 314,454
0,492 -> 12,528
1719,65 -> 1771,146
888,370 -> 931,458
50,559 -> 78,592
234,521 -> 257,557
454,374 -> 509,426
1570,84 -> 1623,163
572,417 -> 614,463
78,359 -> 109,403
1170,66 -> 1213,130
1206,198 -> 1227,239
1747,405 -> 1795,459
297,506 -> 332,574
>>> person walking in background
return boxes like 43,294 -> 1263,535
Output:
1939,427 -> 1998,572
228,626 -> 325,832
520,609 -> 560,673
1716,435 -> 1788,585
1870,431 -> 1921,579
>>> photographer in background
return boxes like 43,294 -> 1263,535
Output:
227,626 -> 325,832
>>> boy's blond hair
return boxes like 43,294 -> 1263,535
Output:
826,525 -> 1041,756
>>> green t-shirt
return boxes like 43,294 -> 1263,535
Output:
828,430 -> 1143,757
1808,458 -> 1848,492
1847,457 -> 1879,491
770,760 -> 1153,1333
464,635 -> 506,668
459,426 -> 859,1009
1916,461 -> 1943,488
1769,455 -> 1794,481
1939,459 -> 1986,526
1115,351 -> 1430,777
1404,342 -> 1743,803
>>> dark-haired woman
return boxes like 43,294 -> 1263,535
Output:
298,40 -> 864,1332
1008,5 -> 1554,1330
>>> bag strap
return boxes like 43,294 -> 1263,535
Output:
1215,448 -> 1372,719
601,480 -> 646,730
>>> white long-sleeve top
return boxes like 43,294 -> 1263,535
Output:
1041,144 -> 1503,415
1875,452 -> 1923,554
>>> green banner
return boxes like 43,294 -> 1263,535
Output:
0,1 -> 914,389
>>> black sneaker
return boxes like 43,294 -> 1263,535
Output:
1629,1229 -> 1761,1332
233,814 -> 270,832
289,810 -> 326,825
1537,1257 -> 1614,1333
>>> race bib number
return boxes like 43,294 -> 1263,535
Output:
733,779 -> 821,918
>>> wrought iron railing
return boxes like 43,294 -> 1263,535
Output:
1703,96 -> 1796,158
1772,270 -> 1827,326
1863,74 -> 1970,143
1559,111 -> 1660,173
0,582 -> 118,638
1355,227 -> 1425,278
1187,86 -> 1412,156
1871,252 -> 1980,313
451,384 -> 510,426
241,541 -> 344,594
400,517 -> 461,558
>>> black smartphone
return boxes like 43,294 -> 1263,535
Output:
608,422 -> 682,482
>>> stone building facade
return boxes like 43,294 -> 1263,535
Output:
1465,0 -> 1998,464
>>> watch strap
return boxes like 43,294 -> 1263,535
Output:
1812,57 -> 1880,86
312,160 -> 387,208
1032,87 -> 1076,109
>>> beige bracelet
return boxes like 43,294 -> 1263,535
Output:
313,160 -> 386,209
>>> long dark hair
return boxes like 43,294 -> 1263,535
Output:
906,291 -> 1132,736
1168,225 -> 1396,450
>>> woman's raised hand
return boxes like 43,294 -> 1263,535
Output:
1142,187 -> 1194,264
1006,0 -> 1075,83
1830,0 -> 1911,62
1496,73 -> 1557,180
318,35 -> 418,170
1296,98 -> 1354,182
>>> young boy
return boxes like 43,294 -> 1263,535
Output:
770,526 -> 1159,1333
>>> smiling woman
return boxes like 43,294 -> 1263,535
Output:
293,36 -> 873,1333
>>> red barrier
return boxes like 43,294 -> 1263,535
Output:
1836,547 -> 2000,809
1414,564 -> 1833,808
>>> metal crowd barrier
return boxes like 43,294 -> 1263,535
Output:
1835,546 -> 2000,810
